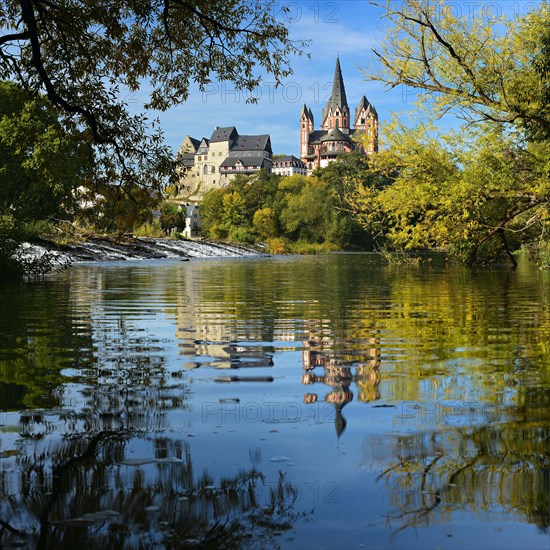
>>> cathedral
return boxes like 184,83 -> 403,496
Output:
300,57 -> 378,173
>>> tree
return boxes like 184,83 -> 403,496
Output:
0,81 -> 92,277
279,178 -> 333,243
0,81 -> 91,222
200,188 -> 226,239
253,207 -> 277,239
347,120 -> 550,265
159,203 -> 186,235
0,0 -> 306,199
348,1 -> 550,265
366,0 -> 550,136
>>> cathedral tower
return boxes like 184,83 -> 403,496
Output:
300,103 -> 314,158
321,57 -> 350,134
299,57 -> 378,173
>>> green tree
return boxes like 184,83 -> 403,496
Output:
346,120 -> 550,265
159,203 -> 186,235
222,191 -> 247,231
253,207 -> 278,239
0,0 -> 306,196
279,178 -> 332,243
200,188 -> 226,239
0,81 -> 91,222
0,81 -> 92,277
348,0 -> 550,265
366,0 -> 550,135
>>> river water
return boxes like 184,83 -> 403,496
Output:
0,254 -> 549,549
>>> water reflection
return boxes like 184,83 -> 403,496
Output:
301,335 -> 381,436
0,255 -> 549,548
1,421 -> 306,548
364,397 -> 550,534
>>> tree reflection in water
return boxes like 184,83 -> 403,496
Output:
364,389 -> 550,534
1,417 -> 307,548
1,257 -> 550,548
0,279 -> 307,549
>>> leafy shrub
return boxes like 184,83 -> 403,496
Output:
133,221 -> 164,238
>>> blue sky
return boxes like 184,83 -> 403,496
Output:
132,0 -> 525,157
122,0 -> 397,157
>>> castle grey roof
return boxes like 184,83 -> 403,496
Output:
273,155 -> 306,167
322,57 -> 349,123
187,136 -> 201,150
220,156 -> 268,168
231,134 -> 271,153
180,153 -> 196,167
209,126 -> 238,143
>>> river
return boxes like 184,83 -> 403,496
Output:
0,254 -> 549,549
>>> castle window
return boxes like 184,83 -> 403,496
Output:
361,117 -> 365,124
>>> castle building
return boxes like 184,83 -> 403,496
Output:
300,57 -> 378,173
177,126 -> 272,198
272,155 -> 308,177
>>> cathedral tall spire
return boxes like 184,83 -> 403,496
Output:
322,57 -> 350,132
300,56 -> 378,172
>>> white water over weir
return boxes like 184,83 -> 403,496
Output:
20,237 -> 265,266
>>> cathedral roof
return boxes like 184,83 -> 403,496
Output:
355,96 -> 370,122
355,96 -> 378,122
322,57 -> 349,123
319,127 -> 352,143
300,104 -> 314,121
308,130 -> 329,144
